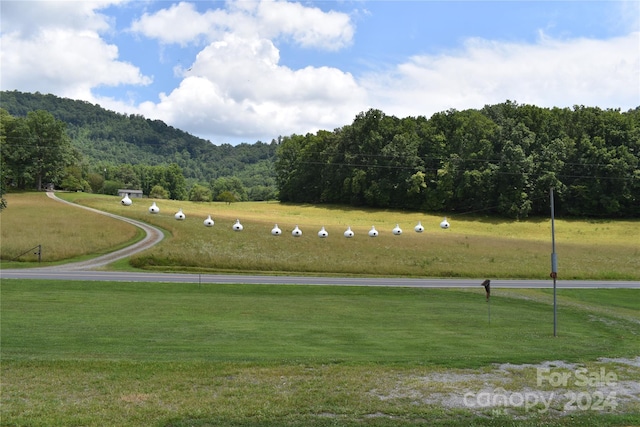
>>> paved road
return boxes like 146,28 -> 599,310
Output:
2,193 -> 638,289
2,269 -> 638,288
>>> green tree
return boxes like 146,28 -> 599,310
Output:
1,109 -> 76,190
493,120 -> 535,218
149,185 -> 170,199
274,134 -> 305,202
113,164 -> 140,189
217,190 -> 237,204
247,185 -> 277,201
1,109 -> 34,189
26,110 -> 75,190
0,178 -> 6,211
101,180 -> 124,195
275,132 -> 333,203
86,172 -> 105,193
188,183 -> 211,202
60,165 -> 90,191
210,176 -> 247,201
165,163 -> 187,200
0,109 -> 12,210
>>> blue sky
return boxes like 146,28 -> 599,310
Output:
1,1 -> 638,145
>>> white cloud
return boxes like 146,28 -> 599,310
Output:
139,33 -> 367,143
129,2 -> 227,46
129,0 -> 354,50
252,0 -> 354,50
1,28 -> 151,101
361,32 -> 640,118
616,0 -> 640,34
130,1 -> 363,143
0,0 -> 151,100
0,0 -> 117,36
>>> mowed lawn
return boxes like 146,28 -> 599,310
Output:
5,281 -> 639,364
1,280 -> 639,426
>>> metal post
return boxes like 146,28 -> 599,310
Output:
550,188 -> 558,337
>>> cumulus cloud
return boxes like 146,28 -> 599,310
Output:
0,0 -> 116,36
130,0 -> 354,50
142,29 -> 638,141
0,0 -> 151,101
249,0 -> 354,50
130,0 -> 363,142
138,33 -> 367,142
362,31 -> 640,118
129,2 -> 227,46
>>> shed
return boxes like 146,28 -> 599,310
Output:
118,189 -> 143,198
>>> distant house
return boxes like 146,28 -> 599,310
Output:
118,189 -> 143,198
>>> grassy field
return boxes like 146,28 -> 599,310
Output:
1,192 -> 639,426
1,280 -> 639,426
3,191 -> 637,279
0,192 -> 141,264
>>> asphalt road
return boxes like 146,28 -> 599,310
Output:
2,193 -> 638,289
2,269 -> 638,288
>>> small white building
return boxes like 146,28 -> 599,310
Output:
118,189 -> 143,198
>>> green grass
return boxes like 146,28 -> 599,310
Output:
43,192 -> 640,279
2,281 -> 639,364
1,281 -> 639,426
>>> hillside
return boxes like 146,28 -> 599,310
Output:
0,90 -> 278,188
276,104 -> 640,217
3,91 -> 638,217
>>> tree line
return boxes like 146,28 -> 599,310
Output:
2,91 -> 638,218
0,91 -> 278,201
0,107 -> 270,203
276,102 -> 639,218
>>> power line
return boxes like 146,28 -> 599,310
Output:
292,160 -> 637,182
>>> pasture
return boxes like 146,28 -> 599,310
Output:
3,192 -> 638,279
0,192 -> 141,264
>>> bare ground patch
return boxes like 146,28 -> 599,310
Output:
369,357 -> 640,418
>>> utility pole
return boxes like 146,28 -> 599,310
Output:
550,188 -> 558,337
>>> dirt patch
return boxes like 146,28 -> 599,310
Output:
370,357 -> 640,418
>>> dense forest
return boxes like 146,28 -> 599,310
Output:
276,104 -> 639,218
1,91 -> 638,218
0,90 -> 278,201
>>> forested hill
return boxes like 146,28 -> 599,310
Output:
276,104 -> 640,218
3,90 -> 639,218
0,90 -> 277,184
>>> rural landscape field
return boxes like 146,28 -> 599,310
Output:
1,192 -> 639,426
3,192 -> 639,280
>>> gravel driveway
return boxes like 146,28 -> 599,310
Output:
44,191 -> 164,270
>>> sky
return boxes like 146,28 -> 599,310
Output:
1,1 -> 639,145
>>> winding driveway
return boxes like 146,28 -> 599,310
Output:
37,191 -> 164,271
